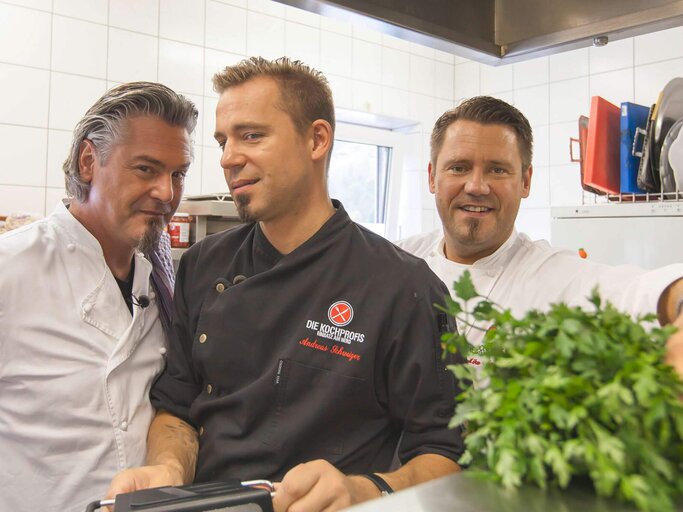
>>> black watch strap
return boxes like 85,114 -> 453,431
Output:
360,473 -> 394,496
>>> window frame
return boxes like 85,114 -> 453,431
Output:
331,122 -> 404,240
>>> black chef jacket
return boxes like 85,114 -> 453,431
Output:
151,201 -> 465,482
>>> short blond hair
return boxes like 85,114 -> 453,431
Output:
213,56 -> 335,136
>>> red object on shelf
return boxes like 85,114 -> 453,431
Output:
584,96 -> 621,194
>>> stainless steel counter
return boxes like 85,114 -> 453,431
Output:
345,472 -> 644,512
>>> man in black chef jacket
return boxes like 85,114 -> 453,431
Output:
107,57 -> 465,511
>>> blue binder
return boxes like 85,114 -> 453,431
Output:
620,102 -> 649,193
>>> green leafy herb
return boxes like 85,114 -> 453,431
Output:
442,271 -> 683,512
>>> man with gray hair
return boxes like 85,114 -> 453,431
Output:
0,82 -> 197,512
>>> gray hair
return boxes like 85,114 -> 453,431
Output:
63,81 -> 198,201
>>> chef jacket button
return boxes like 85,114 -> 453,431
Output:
83,303 -> 93,313
215,283 -> 225,293
120,420 -> 128,431
199,426 -> 205,436
159,347 -> 167,355
207,384 -> 213,394
199,333 -> 207,344
67,243 -> 75,252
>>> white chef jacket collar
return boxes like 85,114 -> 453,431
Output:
52,200 -> 148,263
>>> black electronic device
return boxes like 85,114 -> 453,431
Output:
85,479 -> 274,512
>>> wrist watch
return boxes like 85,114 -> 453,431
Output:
360,473 -> 394,497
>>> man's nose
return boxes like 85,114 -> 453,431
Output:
152,174 -> 174,203
463,169 -> 490,195
220,142 -> 247,172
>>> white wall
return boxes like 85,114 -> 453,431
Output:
1,0 -> 682,243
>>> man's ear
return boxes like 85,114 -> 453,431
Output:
78,139 -> 97,184
310,119 -> 333,164
428,162 -> 436,194
521,165 -> 533,198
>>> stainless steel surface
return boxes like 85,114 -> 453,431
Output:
275,0 -> 683,64
345,472 -> 640,512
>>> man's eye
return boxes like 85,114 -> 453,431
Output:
244,132 -> 262,141
491,167 -> 508,175
217,141 -> 226,150
173,171 -> 187,181
447,166 -> 467,174
137,166 -> 152,173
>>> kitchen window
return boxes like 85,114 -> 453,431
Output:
328,123 -> 404,240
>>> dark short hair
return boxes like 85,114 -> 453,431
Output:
63,82 -> 198,201
430,96 -> 533,171
212,56 -> 335,138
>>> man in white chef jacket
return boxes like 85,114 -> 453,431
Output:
0,82 -> 197,512
397,96 -> 683,357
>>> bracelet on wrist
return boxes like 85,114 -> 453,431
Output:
359,473 -> 394,497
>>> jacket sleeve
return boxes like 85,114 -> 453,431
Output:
150,249 -> 202,426
381,264 -> 466,464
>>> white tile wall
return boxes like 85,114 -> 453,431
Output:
52,16 -> 107,78
48,73 -> 107,130
53,0 -> 107,24
549,47 -> 589,82
0,3 -> 51,68
1,1 -> 682,246
514,85 -> 549,126
159,0 -> 205,46
0,63 -> 50,127
589,68 -> 634,106
454,61 -> 481,101
158,40 -> 205,96
246,11 -> 285,60
409,54 -> 435,96
351,39 -> 382,84
108,29 -> 158,83
0,125 -> 47,187
589,37 -> 633,73
3,0 -> 51,11
634,26 -> 683,66
480,63 -> 513,94
46,130 -> 72,188
549,77 -> 589,123
109,0 -> 159,36
285,21 -> 320,68
381,46 -> 409,88
320,31 -> 352,77
513,57 -> 548,89
206,2 -> 247,54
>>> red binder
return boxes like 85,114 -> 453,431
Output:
584,96 -> 621,194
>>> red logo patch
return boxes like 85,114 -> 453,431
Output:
328,301 -> 353,327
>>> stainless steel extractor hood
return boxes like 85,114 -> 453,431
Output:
275,0 -> 683,64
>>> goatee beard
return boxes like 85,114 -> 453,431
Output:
465,218 -> 480,241
234,195 -> 255,223
138,217 -> 164,254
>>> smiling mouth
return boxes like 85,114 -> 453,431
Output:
231,179 -> 259,192
460,205 -> 493,213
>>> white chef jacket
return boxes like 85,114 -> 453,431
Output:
0,202 -> 167,512
397,229 -> 683,346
